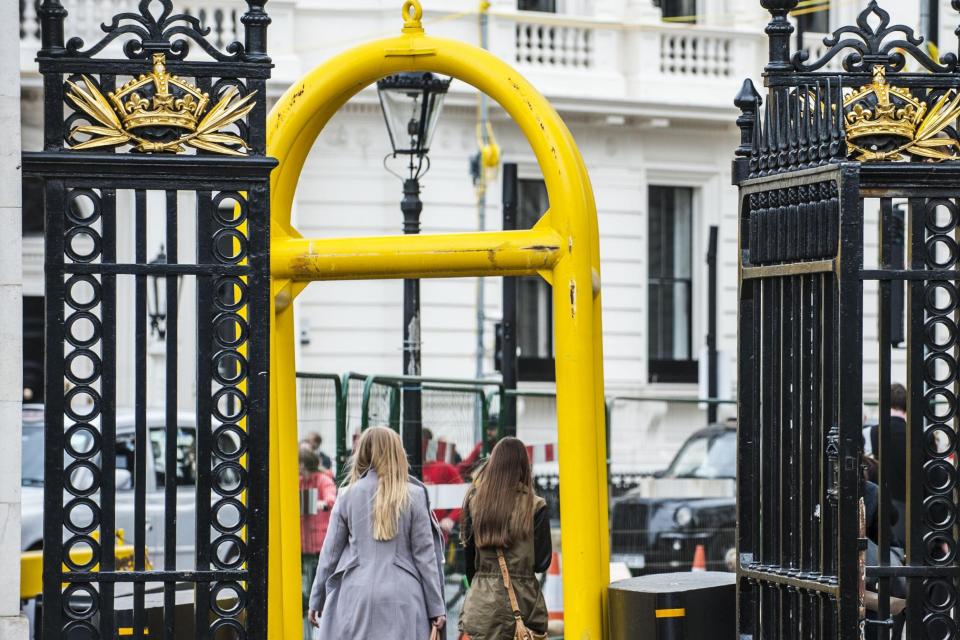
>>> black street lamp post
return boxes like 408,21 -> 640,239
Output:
377,72 -> 450,479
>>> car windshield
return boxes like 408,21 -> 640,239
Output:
21,423 -> 45,486
667,430 -> 736,479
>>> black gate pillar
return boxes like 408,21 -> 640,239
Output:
26,1 -> 274,638
735,1 -> 960,638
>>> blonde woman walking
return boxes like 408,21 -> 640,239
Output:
459,437 -> 552,640
307,426 -> 446,638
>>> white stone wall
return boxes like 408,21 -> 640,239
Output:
0,0 -> 27,636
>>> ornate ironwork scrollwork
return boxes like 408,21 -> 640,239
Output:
65,0 -> 245,61
792,0 -> 957,74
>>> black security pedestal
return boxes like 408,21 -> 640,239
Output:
608,572 -> 735,640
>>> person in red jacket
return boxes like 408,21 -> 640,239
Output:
299,449 -> 337,621
422,429 -> 463,540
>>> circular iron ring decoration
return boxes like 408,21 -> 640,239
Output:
925,317 -> 958,351
62,535 -> 100,572
213,313 -> 249,349
64,275 -> 103,312
211,535 -> 247,570
64,459 -> 102,498
210,580 -> 247,617
212,192 -> 249,227
64,423 -> 102,460
213,425 -> 248,461
64,497 -> 102,536
64,349 -> 103,386
925,199 -> 960,234
64,386 -> 102,423
65,311 -> 102,349
65,189 -> 103,225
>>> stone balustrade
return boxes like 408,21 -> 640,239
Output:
19,1 -> 773,112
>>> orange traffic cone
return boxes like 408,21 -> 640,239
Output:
545,551 -> 564,635
691,544 -> 707,572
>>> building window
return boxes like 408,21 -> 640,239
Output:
658,0 -> 697,23
797,5 -> 829,36
648,186 -> 696,383
517,179 -> 555,381
518,0 -> 556,12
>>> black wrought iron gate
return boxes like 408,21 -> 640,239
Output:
24,1 -> 273,638
736,1 -> 960,638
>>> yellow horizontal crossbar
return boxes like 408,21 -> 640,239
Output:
655,608 -> 686,618
271,228 -> 564,281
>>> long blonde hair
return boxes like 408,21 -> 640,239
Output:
344,427 -> 410,541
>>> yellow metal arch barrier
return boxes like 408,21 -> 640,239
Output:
266,1 -> 609,637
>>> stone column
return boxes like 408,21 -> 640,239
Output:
0,0 -> 27,638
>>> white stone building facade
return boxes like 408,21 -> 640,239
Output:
12,2 -> 953,474
2,0 -> 26,638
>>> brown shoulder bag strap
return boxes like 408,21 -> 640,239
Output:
496,548 -> 524,621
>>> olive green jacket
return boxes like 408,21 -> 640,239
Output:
459,493 -> 549,640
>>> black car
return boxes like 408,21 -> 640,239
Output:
610,422 -> 737,574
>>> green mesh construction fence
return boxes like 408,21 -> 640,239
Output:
296,373 -> 343,470
419,384 -> 487,463
332,373 -> 400,478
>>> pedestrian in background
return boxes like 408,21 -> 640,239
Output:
299,448 -> 337,637
422,427 -> 464,540
864,383 -> 908,543
457,417 -> 500,480
459,437 -> 551,640
302,431 -> 334,472
307,426 -> 446,638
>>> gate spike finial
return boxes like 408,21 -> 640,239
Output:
37,0 -> 68,54
734,79 -> 761,181
760,0 -> 799,72
242,0 -> 271,62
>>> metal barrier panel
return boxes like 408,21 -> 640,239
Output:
27,1 -> 274,638
420,384 -> 486,460
334,374 -> 399,475
296,373 -> 343,471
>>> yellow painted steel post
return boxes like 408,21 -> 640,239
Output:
266,1 -> 609,636
269,280 -> 306,640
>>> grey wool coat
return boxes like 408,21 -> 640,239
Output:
309,471 -> 446,639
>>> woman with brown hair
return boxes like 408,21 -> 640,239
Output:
459,437 -> 552,640
307,426 -> 446,638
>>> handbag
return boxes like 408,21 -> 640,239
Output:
496,549 -> 548,640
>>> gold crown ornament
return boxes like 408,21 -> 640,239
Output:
843,65 -> 960,162
65,53 -> 256,155
109,54 -> 210,133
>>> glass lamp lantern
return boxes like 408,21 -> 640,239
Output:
147,246 -> 183,341
376,72 -> 452,160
